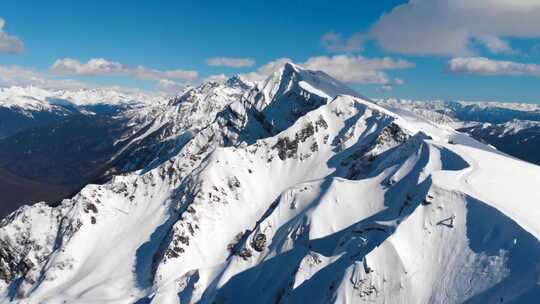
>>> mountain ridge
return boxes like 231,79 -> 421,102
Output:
377,98 -> 540,165
0,63 -> 539,303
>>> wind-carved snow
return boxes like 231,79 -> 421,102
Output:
0,63 -> 539,304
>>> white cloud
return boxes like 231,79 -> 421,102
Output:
1,54 -> 412,95
393,78 -> 404,86
240,55 -> 412,89
207,57 -> 255,68
0,65 -> 166,96
321,31 -> 365,53
475,35 -> 515,55
303,55 -> 413,85
51,58 -> 199,81
364,0 -> 540,56
378,84 -> 394,92
157,79 -> 187,93
240,58 -> 293,82
0,65 -> 87,89
203,74 -> 229,83
0,18 -> 25,54
448,57 -> 540,77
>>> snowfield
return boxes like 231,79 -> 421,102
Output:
0,63 -> 539,304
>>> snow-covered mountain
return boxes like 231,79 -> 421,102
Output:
458,120 -> 540,165
104,63 -> 359,178
0,87 -> 167,218
0,86 -> 165,110
0,63 -> 539,304
0,86 -> 166,139
377,98 -> 540,165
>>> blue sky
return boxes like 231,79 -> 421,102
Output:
0,0 -> 539,103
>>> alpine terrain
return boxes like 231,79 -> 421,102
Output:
376,99 -> 540,166
0,87 -> 167,217
0,63 -> 539,304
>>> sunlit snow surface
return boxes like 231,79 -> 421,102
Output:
0,86 -> 166,110
0,63 -> 539,304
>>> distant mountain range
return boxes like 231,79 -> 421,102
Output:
376,98 -> 540,165
0,87 -> 166,218
0,64 -> 539,303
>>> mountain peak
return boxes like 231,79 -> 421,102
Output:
225,74 -> 252,89
2,56 -> 540,304
282,61 -> 301,72
252,60 -> 359,112
1,75 -> 540,303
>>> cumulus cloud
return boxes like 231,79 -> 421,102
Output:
240,58 -> 293,82
0,65 -> 87,89
207,57 -> 255,68
157,79 -> 187,93
448,57 -> 540,77
335,0 -> 540,56
321,32 -> 365,53
0,65 -> 167,96
203,73 -> 229,83
303,55 -> 413,85
51,58 -> 199,81
0,18 -> 25,54
474,35 -> 516,55
239,55 -> 411,90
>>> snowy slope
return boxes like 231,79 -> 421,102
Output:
377,98 -> 540,165
0,63 -> 539,304
458,119 -> 540,138
376,98 -> 540,126
456,120 -> 540,165
105,63 -> 356,177
0,86 -> 168,217
0,86 -> 166,139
